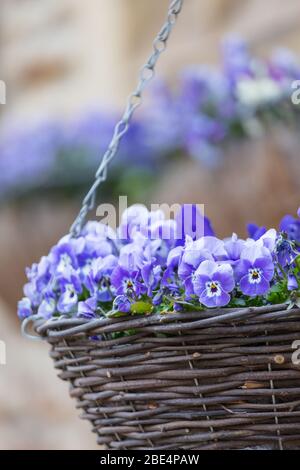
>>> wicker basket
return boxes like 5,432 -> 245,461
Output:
17,0 -> 300,451
31,303 -> 300,450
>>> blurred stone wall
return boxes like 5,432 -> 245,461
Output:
0,300 -> 98,450
1,0 -> 300,122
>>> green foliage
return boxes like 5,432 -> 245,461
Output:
267,280 -> 289,305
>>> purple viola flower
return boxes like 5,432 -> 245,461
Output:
77,296 -> 97,319
288,274 -> 298,291
175,204 -> 215,246
25,256 -> 51,295
83,231 -> 113,260
178,261 -> 197,299
81,221 -> 116,246
223,233 -> 245,264
57,281 -> 81,314
118,205 -> 148,241
146,219 -> 177,247
183,236 -> 226,267
161,247 -> 182,294
235,245 -> 274,297
87,254 -> 118,281
173,302 -> 184,312
147,238 -> 171,267
167,246 -> 184,269
247,223 -> 267,241
85,254 -> 118,301
56,265 -> 82,293
152,291 -> 163,306
118,234 -> 146,270
17,297 -> 32,319
192,260 -> 235,308
118,205 -> 163,241
37,295 -> 56,319
178,236 -> 216,299
23,280 -> 42,308
111,265 -> 143,297
258,229 -> 277,253
276,236 -> 298,267
113,294 -> 131,313
141,263 -> 162,297
50,242 -> 78,272
280,209 -> 300,242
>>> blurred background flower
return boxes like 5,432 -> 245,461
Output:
1,37 -> 300,203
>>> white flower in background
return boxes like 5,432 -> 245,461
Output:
237,78 -> 282,107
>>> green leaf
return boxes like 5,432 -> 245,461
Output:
267,280 -> 289,305
130,301 -> 153,315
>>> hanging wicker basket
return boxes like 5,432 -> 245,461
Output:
21,0 -> 300,451
29,304 -> 300,450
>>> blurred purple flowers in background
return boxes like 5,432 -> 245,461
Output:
235,244 -> 274,297
18,204 -> 300,319
2,38 -> 300,202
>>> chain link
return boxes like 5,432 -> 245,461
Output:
70,0 -> 184,237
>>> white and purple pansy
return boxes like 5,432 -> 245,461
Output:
192,260 -> 235,308
235,245 -> 274,296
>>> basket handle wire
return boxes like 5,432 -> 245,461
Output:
69,0 -> 185,237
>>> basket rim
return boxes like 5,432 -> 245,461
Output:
22,302 -> 300,341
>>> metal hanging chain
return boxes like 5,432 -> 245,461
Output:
70,0 -> 184,237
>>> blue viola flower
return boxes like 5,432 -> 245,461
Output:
37,295 -> 56,319
166,246 -> 184,269
85,254 -> 118,302
57,281 -> 81,314
175,204 -> 215,246
280,208 -> 300,242
182,236 -> 226,267
178,236 -> 216,299
78,297 -> 97,319
23,281 -> 42,308
276,236 -> 298,267
235,245 -> 274,296
113,294 -> 132,313
81,226 -> 114,261
258,229 -> 277,253
17,297 -> 32,319
288,274 -> 298,291
160,248 -> 182,294
118,205 -> 162,241
118,235 -> 146,271
25,256 -> 52,296
111,265 -> 143,297
192,260 -> 235,308
51,242 -> 78,272
223,233 -> 245,264
141,263 -> 162,297
146,219 -> 177,248
247,223 -> 267,241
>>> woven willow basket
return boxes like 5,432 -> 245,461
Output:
30,303 -> 300,450
21,0 -> 300,451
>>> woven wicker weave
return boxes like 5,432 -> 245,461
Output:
32,304 -> 300,450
